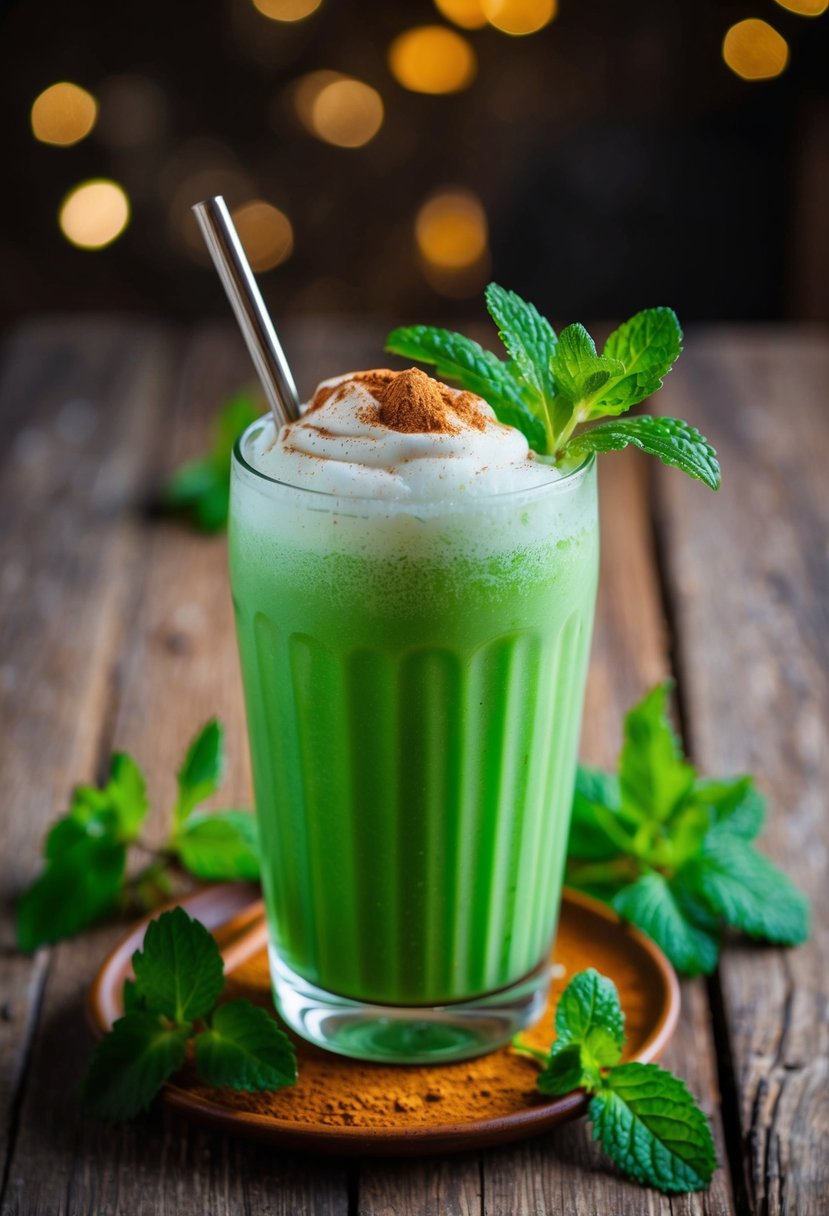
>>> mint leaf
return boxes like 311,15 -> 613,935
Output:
555,968 -> 625,1059
565,416 -> 721,490
689,776 -> 765,841
107,753 -> 149,837
613,873 -> 720,976
132,906 -> 224,1023
600,308 -> 683,415
568,765 -> 631,861
174,810 -> 260,881
164,393 -> 259,533
550,323 -> 625,433
590,1062 -> 716,1193
537,1042 -> 585,1096
385,325 -> 546,450
17,838 -> 126,951
619,684 -> 696,824
484,282 -> 557,403
81,1012 -> 189,1121
195,999 -> 297,1091
122,978 -> 146,1013
681,837 -> 809,946
175,720 -> 225,827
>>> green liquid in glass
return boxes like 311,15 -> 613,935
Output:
230,429 -> 598,1008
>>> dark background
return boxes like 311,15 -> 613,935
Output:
1,0 -> 827,328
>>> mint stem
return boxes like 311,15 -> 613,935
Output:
510,1035 -> 549,1067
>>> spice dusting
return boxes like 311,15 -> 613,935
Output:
309,367 -> 489,435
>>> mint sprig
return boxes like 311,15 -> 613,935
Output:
17,721 -> 259,951
565,684 -> 809,975
386,286 -> 720,488
514,968 -> 717,1194
164,392 -> 260,533
82,907 -> 297,1120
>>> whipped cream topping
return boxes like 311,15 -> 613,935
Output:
248,368 -> 559,500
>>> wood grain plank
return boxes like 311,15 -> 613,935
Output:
0,319 -> 171,1189
482,452 -> 734,1215
1,324 -> 351,1216
655,329 -> 829,1216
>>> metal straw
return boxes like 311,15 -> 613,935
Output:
192,195 -> 300,426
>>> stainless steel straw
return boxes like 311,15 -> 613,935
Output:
192,195 -> 300,426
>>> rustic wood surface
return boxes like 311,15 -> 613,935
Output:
0,318 -> 825,1215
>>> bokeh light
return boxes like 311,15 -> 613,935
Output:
300,76 -> 384,147
31,82 -> 97,147
251,0 -> 322,21
388,27 -> 477,95
773,0 -> 828,14
232,200 -> 294,271
415,189 -> 489,272
483,0 -> 557,36
59,180 -> 130,249
722,20 -> 789,81
433,0 -> 488,29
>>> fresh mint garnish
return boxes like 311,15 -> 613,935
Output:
565,416 -> 720,490
17,721 -> 259,951
514,968 -> 717,1194
82,907 -> 297,1120
386,286 -> 720,487
565,683 -> 809,975
164,392 -> 260,533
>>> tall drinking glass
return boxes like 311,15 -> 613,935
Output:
229,418 -> 599,1063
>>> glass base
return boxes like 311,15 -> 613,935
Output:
269,946 -> 552,1064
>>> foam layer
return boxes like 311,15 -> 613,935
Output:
249,370 -> 559,500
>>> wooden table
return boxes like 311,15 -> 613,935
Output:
0,318 -> 826,1215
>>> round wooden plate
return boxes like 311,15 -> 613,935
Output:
89,884 -> 679,1157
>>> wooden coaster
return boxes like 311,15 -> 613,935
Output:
89,884 -> 679,1156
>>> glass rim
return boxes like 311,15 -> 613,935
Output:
232,416 -> 596,508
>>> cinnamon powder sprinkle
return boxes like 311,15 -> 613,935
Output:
308,367 -> 488,435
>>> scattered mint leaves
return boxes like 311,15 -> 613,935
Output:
132,906 -> 224,1023
195,999 -> 298,1091
589,1063 -> 716,1194
174,719 -> 225,827
619,683 -> 695,825
81,1012 -> 189,1121
386,286 -> 719,488
612,874 -> 721,978
173,810 -> 260,881
17,837 -> 126,952
515,968 -> 717,1194
17,721 -> 259,951
163,392 -> 260,533
83,907 -> 296,1120
565,683 -> 810,975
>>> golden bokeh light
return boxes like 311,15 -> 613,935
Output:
388,27 -> 477,95
433,0 -> 488,29
232,200 -> 294,271
303,77 -> 384,147
31,82 -> 98,147
251,0 -> 322,20
416,190 -> 488,271
483,0 -> 557,36
773,0 -> 828,14
722,19 -> 789,81
59,180 -> 130,250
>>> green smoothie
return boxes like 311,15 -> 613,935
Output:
230,419 -> 598,1010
